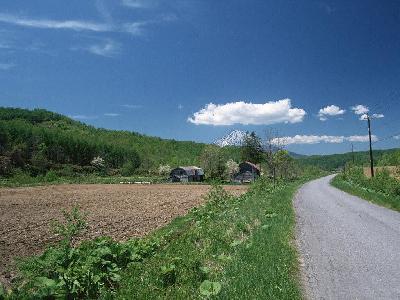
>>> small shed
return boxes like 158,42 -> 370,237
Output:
170,166 -> 205,183
234,161 -> 261,183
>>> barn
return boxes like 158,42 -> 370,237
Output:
170,166 -> 205,182
234,161 -> 261,183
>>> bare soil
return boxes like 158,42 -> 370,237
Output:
363,166 -> 400,179
0,184 -> 247,285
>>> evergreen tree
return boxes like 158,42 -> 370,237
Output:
241,132 -> 263,164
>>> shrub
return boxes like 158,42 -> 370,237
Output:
121,161 -> 139,176
158,164 -> 171,176
44,170 -> 59,182
0,155 -> 12,176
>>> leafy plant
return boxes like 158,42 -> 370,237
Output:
160,264 -> 177,287
199,280 -> 222,296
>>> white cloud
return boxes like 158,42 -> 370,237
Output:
274,134 -> 378,145
351,104 -> 369,115
394,135 -> 400,140
318,105 -> 345,121
346,135 -> 378,142
359,113 -> 385,121
87,39 -> 121,57
188,99 -> 306,126
0,13 -> 149,36
0,13 -> 112,32
372,113 -> 384,119
0,63 -> 15,70
178,104 -> 184,110
104,113 -> 120,117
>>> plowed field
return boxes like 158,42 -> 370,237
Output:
0,184 -> 247,285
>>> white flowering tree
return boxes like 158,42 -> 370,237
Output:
158,164 -> 172,176
91,156 -> 105,170
225,159 -> 239,180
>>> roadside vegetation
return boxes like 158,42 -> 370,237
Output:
332,150 -> 400,212
1,173 -> 320,299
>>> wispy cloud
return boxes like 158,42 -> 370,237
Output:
104,113 -> 120,117
0,13 -> 149,37
87,39 -> 121,57
188,99 -> 306,126
121,0 -> 156,8
0,13 -> 112,32
0,63 -> 16,70
274,134 -> 378,145
121,104 -> 143,109
318,105 -> 345,121
70,115 -> 99,120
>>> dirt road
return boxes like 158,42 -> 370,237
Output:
0,183 -> 247,285
295,175 -> 400,299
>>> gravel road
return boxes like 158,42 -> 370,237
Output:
295,175 -> 400,300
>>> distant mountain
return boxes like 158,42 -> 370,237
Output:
214,129 -> 305,159
214,130 -> 247,147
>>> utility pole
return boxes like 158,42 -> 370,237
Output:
367,114 -> 375,178
351,143 -> 355,164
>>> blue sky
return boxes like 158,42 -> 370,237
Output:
0,0 -> 399,155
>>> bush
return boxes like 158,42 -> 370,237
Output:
0,155 -> 12,176
121,161 -> 139,176
44,170 -> 59,182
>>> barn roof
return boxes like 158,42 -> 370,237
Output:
241,161 -> 261,172
171,166 -> 204,176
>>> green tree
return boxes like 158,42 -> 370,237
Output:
241,132 -> 263,164
200,146 -> 226,179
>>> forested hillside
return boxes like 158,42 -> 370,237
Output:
0,107 -> 240,178
298,148 -> 400,171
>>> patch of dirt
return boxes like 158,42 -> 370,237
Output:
0,184 -> 247,286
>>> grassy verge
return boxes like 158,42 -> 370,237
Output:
114,178 -> 305,299
331,175 -> 400,212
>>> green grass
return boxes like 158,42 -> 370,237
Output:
0,174 -> 165,188
331,175 -> 400,212
114,178 -> 305,299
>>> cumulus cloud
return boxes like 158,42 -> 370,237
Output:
274,134 -> 378,145
351,104 -> 369,115
188,99 -> 306,126
394,135 -> 400,140
318,105 -> 345,121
